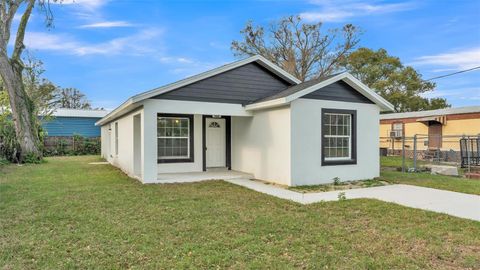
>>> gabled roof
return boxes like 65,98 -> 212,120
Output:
96,55 -> 301,126
380,106 -> 480,120
245,72 -> 394,112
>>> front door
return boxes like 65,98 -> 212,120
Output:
206,118 -> 226,167
428,122 -> 442,149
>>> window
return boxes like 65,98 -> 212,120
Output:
157,114 -> 194,163
391,122 -> 403,138
115,122 -> 119,156
322,109 -> 356,165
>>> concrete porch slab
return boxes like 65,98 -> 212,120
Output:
157,170 -> 253,183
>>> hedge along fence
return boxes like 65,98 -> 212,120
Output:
43,135 -> 101,156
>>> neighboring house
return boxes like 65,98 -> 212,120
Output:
380,106 -> 480,152
42,108 -> 109,137
96,55 -> 393,186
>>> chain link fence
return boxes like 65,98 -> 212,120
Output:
380,134 -> 480,173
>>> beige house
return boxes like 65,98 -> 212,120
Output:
380,106 -> 480,152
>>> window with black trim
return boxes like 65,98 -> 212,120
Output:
322,109 -> 357,166
157,114 -> 194,163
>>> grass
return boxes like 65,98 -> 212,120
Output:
380,156 -> 480,195
1,156 -> 480,269
380,155 -> 426,168
289,179 -> 388,193
380,170 -> 480,196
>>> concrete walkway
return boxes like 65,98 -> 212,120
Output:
225,179 -> 480,222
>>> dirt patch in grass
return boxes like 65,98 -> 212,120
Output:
289,179 -> 390,193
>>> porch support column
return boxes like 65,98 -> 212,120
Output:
142,103 -> 158,183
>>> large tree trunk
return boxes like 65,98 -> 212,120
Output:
0,53 -> 41,161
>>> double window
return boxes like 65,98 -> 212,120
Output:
157,114 -> 194,163
322,109 -> 356,165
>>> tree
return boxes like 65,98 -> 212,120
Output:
341,48 -> 450,112
23,52 -> 58,116
0,0 -> 54,162
54,88 -> 92,109
231,15 -> 361,81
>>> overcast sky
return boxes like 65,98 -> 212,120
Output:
17,0 -> 480,110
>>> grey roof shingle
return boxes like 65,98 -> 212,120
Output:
250,73 -> 343,104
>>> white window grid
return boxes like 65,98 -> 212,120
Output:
324,113 -> 352,160
157,117 -> 190,159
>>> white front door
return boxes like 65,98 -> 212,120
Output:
206,118 -> 226,168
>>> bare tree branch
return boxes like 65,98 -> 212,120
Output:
232,16 -> 361,81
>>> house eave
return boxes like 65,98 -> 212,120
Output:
95,99 -> 134,126
246,73 -> 395,112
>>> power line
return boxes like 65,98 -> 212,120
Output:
425,66 -> 480,81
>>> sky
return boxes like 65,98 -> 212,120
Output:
15,0 -> 480,110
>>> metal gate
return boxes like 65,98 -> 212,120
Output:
460,137 -> 480,167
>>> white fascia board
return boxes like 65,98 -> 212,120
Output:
245,97 -> 287,111
254,55 -> 302,84
95,99 -> 133,126
342,74 -> 394,112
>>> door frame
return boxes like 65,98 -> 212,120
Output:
202,115 -> 231,171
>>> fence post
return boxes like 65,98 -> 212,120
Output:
467,136 -> 471,174
413,134 -> 417,172
402,135 -> 406,173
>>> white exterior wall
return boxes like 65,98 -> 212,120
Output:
101,108 -> 144,179
290,98 -> 380,186
231,106 -> 291,185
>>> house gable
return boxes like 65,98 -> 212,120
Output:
303,80 -> 374,104
151,62 -> 292,105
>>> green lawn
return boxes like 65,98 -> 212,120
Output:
380,156 -> 480,195
380,170 -> 480,196
1,156 -> 479,269
380,155 -> 426,168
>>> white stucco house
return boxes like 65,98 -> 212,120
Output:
96,55 -> 393,186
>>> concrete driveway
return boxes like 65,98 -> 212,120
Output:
226,179 -> 480,222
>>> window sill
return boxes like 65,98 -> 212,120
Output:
321,159 -> 357,166
158,158 -> 194,164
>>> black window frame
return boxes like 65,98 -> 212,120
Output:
157,113 -> 194,164
321,108 -> 357,166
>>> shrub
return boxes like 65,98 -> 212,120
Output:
0,119 -> 19,162
333,177 -> 341,186
43,134 -> 100,156
0,118 -> 45,163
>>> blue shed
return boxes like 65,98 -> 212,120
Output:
41,109 -> 109,137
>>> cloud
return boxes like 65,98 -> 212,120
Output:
158,57 -> 194,64
78,21 -> 134,28
24,28 -> 163,56
58,0 -> 108,10
300,0 -> 415,22
411,47 -> 480,71
421,87 -> 480,104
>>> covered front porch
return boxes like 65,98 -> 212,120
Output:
157,168 -> 253,183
